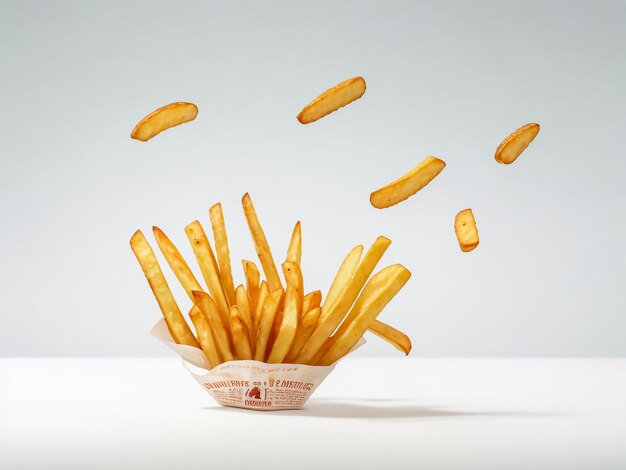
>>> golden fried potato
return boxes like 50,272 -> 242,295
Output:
495,123 -> 540,164
454,208 -> 479,252
131,102 -> 198,142
153,226 -> 203,302
254,288 -> 283,362
267,262 -> 303,363
209,203 -> 237,306
286,221 -> 302,266
297,77 -> 366,124
369,320 -> 412,355
129,230 -> 199,347
189,306 -> 222,368
318,264 -> 411,366
230,306 -> 253,360
295,236 -> 391,364
241,193 -> 282,292
370,157 -> 446,209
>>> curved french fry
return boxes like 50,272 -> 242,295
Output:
131,102 -> 198,142
370,157 -> 446,209
297,77 -> 366,124
369,320 -> 412,355
495,123 -> 540,164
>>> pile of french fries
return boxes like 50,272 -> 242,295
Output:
131,193 -> 412,368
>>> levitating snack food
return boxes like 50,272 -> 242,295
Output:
495,123 -> 540,164
131,102 -> 198,141
454,208 -> 479,252
370,156 -> 446,209
297,77 -> 366,124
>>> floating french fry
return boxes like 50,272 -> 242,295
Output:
495,123 -> 540,164
297,77 -> 366,124
131,102 -> 198,142
370,156 -> 446,209
369,320 -> 412,355
454,208 -> 479,252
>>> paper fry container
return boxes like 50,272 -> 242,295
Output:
151,319 -> 363,411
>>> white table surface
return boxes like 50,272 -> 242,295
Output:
1,358 -> 625,469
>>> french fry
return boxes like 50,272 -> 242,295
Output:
153,226 -> 203,302
295,236 -> 391,364
235,284 -> 254,345
254,281 -> 270,334
495,123 -> 540,164
370,156 -> 446,209
286,221 -> 302,266
184,221 -> 230,329
321,244 -> 363,315
230,306 -> 253,360
254,288 -> 283,361
319,320 -> 413,363
241,193 -> 283,291
302,290 -> 322,320
131,102 -> 198,142
209,203 -> 237,307
318,264 -> 411,365
285,306 -> 321,363
268,262 -> 303,363
242,260 -> 260,315
369,320 -> 412,355
130,230 -> 199,347
192,290 -> 234,362
189,306 -> 222,368
297,77 -> 366,124
454,208 -> 479,252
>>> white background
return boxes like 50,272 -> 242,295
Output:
1,0 -> 624,356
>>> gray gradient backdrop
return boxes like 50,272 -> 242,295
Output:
1,0 -> 624,357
